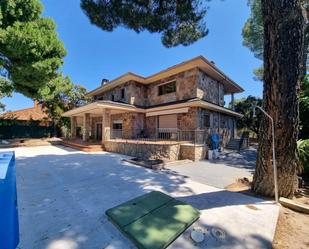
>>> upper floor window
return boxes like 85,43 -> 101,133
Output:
121,88 -> 125,99
158,81 -> 176,96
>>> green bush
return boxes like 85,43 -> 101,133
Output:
297,139 -> 309,174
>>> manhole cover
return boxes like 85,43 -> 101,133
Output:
211,228 -> 226,241
190,227 -> 210,243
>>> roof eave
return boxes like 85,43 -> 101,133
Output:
86,56 -> 244,97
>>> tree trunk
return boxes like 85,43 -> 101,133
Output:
253,0 -> 305,198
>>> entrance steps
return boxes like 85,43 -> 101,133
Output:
226,139 -> 242,150
61,140 -> 104,152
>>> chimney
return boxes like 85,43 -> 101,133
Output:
101,78 -> 109,86
34,100 -> 40,109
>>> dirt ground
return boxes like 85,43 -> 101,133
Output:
272,206 -> 309,249
226,178 -> 309,249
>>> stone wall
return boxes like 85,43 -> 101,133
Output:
146,68 -> 198,106
196,69 -> 225,106
145,116 -> 157,138
180,144 -> 208,161
177,107 -> 199,130
199,108 -> 236,147
95,81 -> 146,106
104,141 -> 180,161
110,112 -> 145,139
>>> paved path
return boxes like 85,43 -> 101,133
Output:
165,148 -> 256,188
2,145 -> 277,249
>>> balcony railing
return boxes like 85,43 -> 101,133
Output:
110,128 -> 210,145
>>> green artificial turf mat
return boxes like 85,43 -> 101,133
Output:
106,191 -> 173,227
106,191 -> 200,249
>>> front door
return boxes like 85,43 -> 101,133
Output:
96,123 -> 102,140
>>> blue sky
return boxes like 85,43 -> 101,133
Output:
2,0 -> 262,111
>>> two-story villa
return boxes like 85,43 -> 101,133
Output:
62,56 -> 244,161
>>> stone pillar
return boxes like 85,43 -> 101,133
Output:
70,116 -> 77,138
82,113 -> 90,141
231,93 -> 235,111
102,109 -> 111,143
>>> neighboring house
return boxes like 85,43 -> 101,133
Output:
0,101 -> 51,126
62,56 -> 244,160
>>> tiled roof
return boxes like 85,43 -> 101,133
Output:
0,102 -> 51,121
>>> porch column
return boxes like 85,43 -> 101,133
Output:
83,113 -> 90,141
102,108 -> 111,143
231,93 -> 235,111
70,116 -> 77,138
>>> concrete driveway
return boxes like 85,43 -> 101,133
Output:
2,145 -> 278,249
165,148 -> 256,188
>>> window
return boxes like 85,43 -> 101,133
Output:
113,122 -> 122,130
121,88 -> 125,99
204,114 -> 210,128
158,81 -> 176,96
111,95 -> 114,101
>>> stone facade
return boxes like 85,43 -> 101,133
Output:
95,81 -> 146,106
72,66 -> 240,161
104,140 -> 208,162
110,112 -> 145,139
145,116 -> 157,138
196,69 -> 225,106
104,141 -> 180,161
179,144 -> 208,161
177,107 -> 199,130
93,68 -> 226,110
146,68 -> 198,106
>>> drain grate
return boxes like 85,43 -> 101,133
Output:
211,228 -> 226,241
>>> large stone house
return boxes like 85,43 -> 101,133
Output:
62,56 -> 244,160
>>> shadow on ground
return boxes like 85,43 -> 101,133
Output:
212,148 -> 257,170
13,145 -> 274,249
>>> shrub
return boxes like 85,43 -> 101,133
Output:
297,139 -> 309,174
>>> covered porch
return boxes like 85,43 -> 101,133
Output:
62,101 -> 145,144
62,100 -> 213,145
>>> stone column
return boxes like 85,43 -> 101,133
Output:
82,113 -> 90,141
102,109 -> 111,143
70,116 -> 77,138
231,93 -> 235,111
